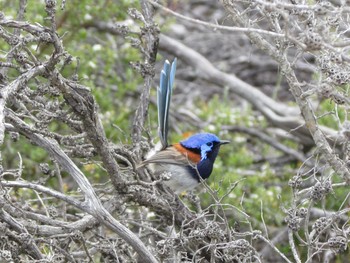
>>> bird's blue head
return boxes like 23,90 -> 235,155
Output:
180,133 -> 229,161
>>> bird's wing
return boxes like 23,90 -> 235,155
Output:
139,147 -> 194,167
158,58 -> 177,149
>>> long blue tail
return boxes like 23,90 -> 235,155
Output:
158,58 -> 177,149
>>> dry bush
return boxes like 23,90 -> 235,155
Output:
0,0 -> 349,262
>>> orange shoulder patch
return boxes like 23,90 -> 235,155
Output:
173,143 -> 201,163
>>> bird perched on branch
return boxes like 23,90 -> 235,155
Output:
140,58 -> 229,193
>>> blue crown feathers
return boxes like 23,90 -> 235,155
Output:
180,133 -> 220,149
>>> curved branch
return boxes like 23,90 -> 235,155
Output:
158,34 -> 339,146
219,0 -> 350,183
0,65 -> 45,145
6,110 -> 157,263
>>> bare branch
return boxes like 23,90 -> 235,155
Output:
6,110 -> 157,263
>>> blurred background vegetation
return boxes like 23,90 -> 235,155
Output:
1,0 -> 346,228
1,0 -> 349,262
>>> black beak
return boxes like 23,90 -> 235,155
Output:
219,140 -> 230,145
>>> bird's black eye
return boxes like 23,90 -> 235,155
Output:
206,142 -> 213,147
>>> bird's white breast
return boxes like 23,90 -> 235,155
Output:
149,163 -> 199,194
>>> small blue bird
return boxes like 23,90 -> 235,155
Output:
140,58 -> 229,193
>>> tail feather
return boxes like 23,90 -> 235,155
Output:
158,58 -> 177,149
